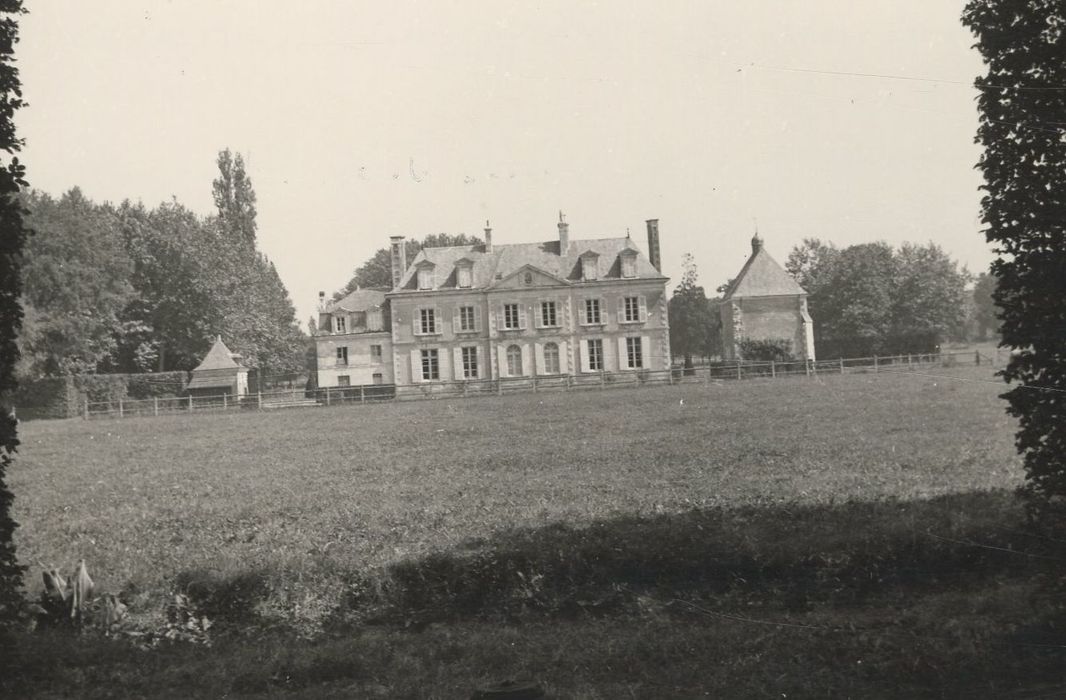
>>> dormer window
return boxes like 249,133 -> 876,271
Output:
333,315 -> 347,333
417,266 -> 434,290
367,307 -> 383,331
621,252 -> 637,278
580,252 -> 600,281
457,261 -> 473,289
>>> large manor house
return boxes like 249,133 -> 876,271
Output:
313,215 -> 814,390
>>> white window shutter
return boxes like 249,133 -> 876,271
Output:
618,337 -> 628,369
578,301 -> 588,326
497,344 -> 508,377
617,297 -> 625,323
453,307 -> 460,333
438,347 -> 449,380
497,304 -> 505,331
520,344 -> 530,376
579,340 -> 589,372
534,342 -> 544,375
558,340 -> 569,374
410,349 -> 422,383
641,335 -> 650,369
600,298 -> 609,325
474,306 -> 482,332
453,347 -> 463,380
519,304 -> 527,330
412,311 -> 419,337
433,307 -> 441,334
476,345 -> 484,379
534,301 -> 543,329
639,295 -> 648,322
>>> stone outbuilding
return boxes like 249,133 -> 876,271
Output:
186,335 -> 249,398
720,234 -> 816,361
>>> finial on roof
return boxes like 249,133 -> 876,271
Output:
559,210 -> 565,224
626,227 -> 631,238
751,230 -> 763,254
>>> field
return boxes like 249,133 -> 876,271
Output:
4,366 -> 1065,698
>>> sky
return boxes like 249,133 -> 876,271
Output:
18,1 -> 990,325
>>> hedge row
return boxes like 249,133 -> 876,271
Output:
14,371 -> 189,419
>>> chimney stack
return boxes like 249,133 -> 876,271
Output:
317,291 -> 326,309
646,219 -> 661,272
484,220 -> 493,253
389,235 -> 407,289
558,211 -> 569,253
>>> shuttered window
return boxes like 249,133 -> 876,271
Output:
543,342 -> 560,374
626,337 -> 643,368
421,349 -> 439,380
461,346 -> 478,378
587,339 -> 604,371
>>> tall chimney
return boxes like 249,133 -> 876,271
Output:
389,235 -> 407,289
646,219 -> 661,272
557,211 -> 569,253
484,220 -> 493,253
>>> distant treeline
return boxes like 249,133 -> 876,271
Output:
18,150 -> 306,380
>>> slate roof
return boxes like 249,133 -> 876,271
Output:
722,240 -> 807,300
192,336 -> 242,372
326,288 -> 388,313
393,237 -> 664,292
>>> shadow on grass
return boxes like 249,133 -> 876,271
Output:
8,488 -> 1066,698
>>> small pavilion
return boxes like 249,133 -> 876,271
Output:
186,336 -> 249,398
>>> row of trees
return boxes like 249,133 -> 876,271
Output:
18,151 -> 306,379
669,239 -> 983,364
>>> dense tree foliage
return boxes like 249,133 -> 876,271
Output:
0,0 -> 27,620
971,272 -> 998,341
335,233 -> 482,297
963,1 -> 1066,508
786,239 -> 969,358
17,150 -> 306,378
668,254 -> 718,367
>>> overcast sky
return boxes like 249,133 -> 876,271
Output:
19,2 -> 989,324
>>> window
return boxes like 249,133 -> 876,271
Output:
461,346 -> 479,379
581,256 -> 598,281
372,373 -> 383,385
419,308 -> 437,335
543,342 -> 560,374
370,344 -> 382,361
337,375 -> 351,387
459,305 -> 477,332
623,296 -> 640,323
626,337 -> 643,369
417,268 -> 434,290
587,339 -> 603,371
503,303 -> 522,330
333,315 -> 347,333
540,301 -> 557,328
506,344 -> 523,376
622,255 -> 637,278
336,347 -> 348,365
421,349 -> 439,380
584,298 -> 602,325
457,266 -> 472,288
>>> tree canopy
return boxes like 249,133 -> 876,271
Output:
963,0 -> 1066,510
668,254 -> 719,367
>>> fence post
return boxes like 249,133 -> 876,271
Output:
84,399 -> 89,420
565,374 -> 571,390
498,378 -> 503,395
188,395 -> 193,412
257,391 -> 262,410
118,400 -> 124,419
153,397 -> 159,417
839,357 -> 844,375
805,360 -> 811,378
907,354 -> 913,370
770,360 -> 776,379
736,362 -> 742,381
223,394 -> 227,411
326,386 -> 331,406
360,385 -> 365,404
705,366 -> 711,383
600,371 -> 606,389
532,375 -> 537,393
874,355 -> 878,373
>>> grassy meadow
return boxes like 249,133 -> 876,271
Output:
5,366 -> 1065,698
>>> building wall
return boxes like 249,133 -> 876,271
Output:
721,295 -> 815,361
315,331 -> 393,387
388,281 -> 670,385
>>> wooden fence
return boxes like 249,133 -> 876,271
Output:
75,349 -> 994,420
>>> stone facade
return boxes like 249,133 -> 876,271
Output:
315,289 -> 393,387
719,235 -> 816,361
314,215 -> 671,388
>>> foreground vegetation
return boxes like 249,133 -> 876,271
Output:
5,367 -> 1063,698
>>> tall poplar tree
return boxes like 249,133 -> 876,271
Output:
963,1 -> 1066,510
0,0 -> 27,619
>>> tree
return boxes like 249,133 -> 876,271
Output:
963,1 -> 1066,510
786,238 -> 840,319
0,0 -> 28,620
335,233 -> 482,297
20,190 -> 135,375
212,148 -> 257,249
972,272 -> 998,341
668,254 -> 718,368
810,242 -> 898,358
889,242 -> 970,352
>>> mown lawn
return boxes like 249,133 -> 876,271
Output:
6,366 -> 1063,698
